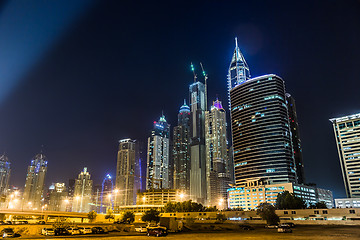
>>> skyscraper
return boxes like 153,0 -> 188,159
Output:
330,113 -> 360,198
72,167 -> 93,213
48,182 -> 68,211
205,99 -> 230,206
22,153 -> 48,210
146,114 -> 170,190
0,154 -> 10,196
227,37 -> 250,109
116,138 -> 138,206
189,79 -> 207,203
230,74 -> 297,185
173,100 -> 191,195
286,93 -> 305,184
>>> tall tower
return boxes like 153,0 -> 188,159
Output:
230,74 -> 297,186
227,37 -> 250,109
72,167 -> 93,213
146,114 -> 170,190
286,93 -> 305,184
173,100 -> 191,196
189,73 -> 207,203
205,99 -> 230,206
0,154 -> 10,196
330,113 -> 360,198
115,138 -> 137,206
101,174 -> 113,212
22,153 -> 47,210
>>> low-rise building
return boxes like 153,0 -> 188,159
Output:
227,179 -> 333,210
136,189 -> 181,205
335,198 -> 360,208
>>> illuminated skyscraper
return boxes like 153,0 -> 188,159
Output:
173,100 -> 191,195
146,114 -> 170,190
330,113 -> 360,198
189,79 -> 207,203
115,138 -> 138,206
22,153 -> 47,209
230,74 -> 296,186
286,93 -> 305,184
72,167 -> 93,213
205,99 -> 230,206
0,154 -> 10,196
101,174 -> 113,212
227,37 -> 250,109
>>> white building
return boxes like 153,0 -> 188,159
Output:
72,167 -> 93,213
335,198 -> 360,208
330,113 -> 360,198
227,179 -> 333,210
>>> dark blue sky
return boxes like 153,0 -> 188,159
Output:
0,0 -> 359,198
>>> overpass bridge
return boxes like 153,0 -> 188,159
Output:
0,209 -> 88,221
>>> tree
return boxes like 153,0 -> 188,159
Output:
121,211 -> 135,223
142,208 -> 160,223
310,201 -> 328,209
87,211 -> 97,222
276,191 -> 306,209
105,208 -> 115,221
256,203 -> 279,225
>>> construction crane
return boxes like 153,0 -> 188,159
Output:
191,62 -> 197,83
200,62 -> 208,110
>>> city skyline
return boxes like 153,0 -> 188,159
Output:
0,1 -> 359,199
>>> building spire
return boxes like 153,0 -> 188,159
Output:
227,37 -> 251,109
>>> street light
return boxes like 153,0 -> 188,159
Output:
218,198 -> 224,210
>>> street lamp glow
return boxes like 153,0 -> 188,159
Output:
114,189 -> 119,194
107,193 -> 112,200
75,196 -> 81,201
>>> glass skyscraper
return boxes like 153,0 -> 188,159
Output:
330,113 -> 360,198
73,167 -> 93,213
230,74 -> 297,185
189,81 -> 207,203
146,114 -> 170,190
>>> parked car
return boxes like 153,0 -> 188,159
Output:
135,226 -> 148,233
265,224 -> 278,229
66,227 -> 81,235
41,228 -> 55,236
278,225 -> 292,233
79,227 -> 92,234
37,221 -> 46,225
283,222 -> 295,228
242,225 -> 255,230
54,227 -> 69,236
92,227 -> 105,234
1,228 -> 14,238
147,227 -> 168,237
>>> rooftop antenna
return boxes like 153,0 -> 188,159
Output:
191,62 -> 197,83
200,62 -> 208,111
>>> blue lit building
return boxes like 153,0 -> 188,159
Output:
173,100 -> 191,196
0,154 -> 10,196
146,114 -> 170,190
22,153 -> 48,210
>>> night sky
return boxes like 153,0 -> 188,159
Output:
0,0 -> 359,198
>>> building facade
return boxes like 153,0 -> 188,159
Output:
72,167 -> 93,213
230,74 -> 297,186
227,179 -> 333,210
116,139 -> 137,206
146,115 -> 170,190
335,198 -> 360,208
173,100 -> 191,196
286,93 -> 305,184
22,153 -> 48,210
0,154 -> 10,196
330,113 -> 360,198
205,99 -> 230,206
189,81 -> 207,203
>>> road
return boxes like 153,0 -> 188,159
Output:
18,225 -> 360,240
